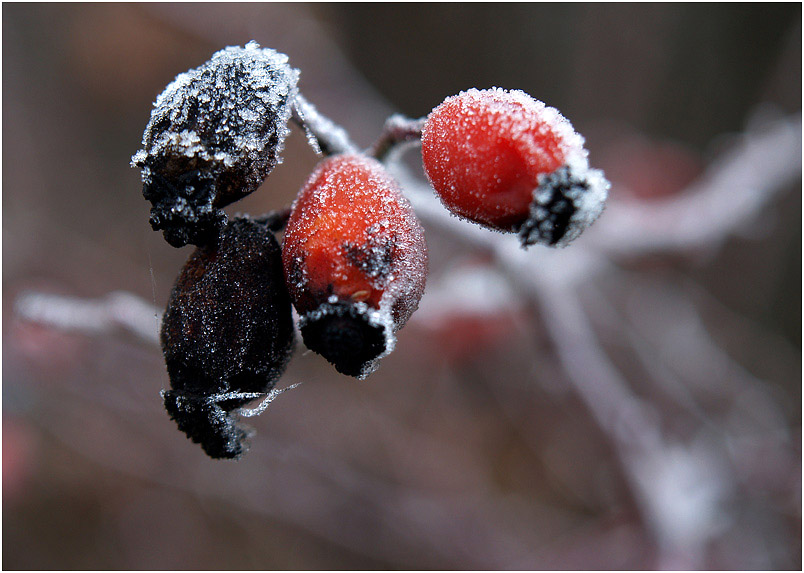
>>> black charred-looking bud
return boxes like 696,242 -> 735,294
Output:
132,41 -> 299,248
160,216 -> 295,459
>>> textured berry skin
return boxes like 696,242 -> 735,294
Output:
421,88 -> 608,247
282,154 -> 427,378
132,42 -> 299,248
161,217 -> 295,459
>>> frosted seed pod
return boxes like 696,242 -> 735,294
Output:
421,88 -> 609,247
282,154 -> 428,378
132,41 -> 299,248
161,216 -> 295,459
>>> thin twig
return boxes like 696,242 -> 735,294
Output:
291,93 -> 360,156
591,113 -> 801,257
252,207 -> 292,232
369,114 -> 425,161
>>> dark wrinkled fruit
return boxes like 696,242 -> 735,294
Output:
132,41 -> 299,248
161,216 -> 295,459
282,154 -> 427,378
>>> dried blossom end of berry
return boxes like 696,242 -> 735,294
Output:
518,162 -> 610,248
162,390 -> 251,459
161,216 -> 295,459
132,41 -> 299,247
299,301 -> 390,378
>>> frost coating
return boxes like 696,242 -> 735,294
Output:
132,41 -> 299,248
282,154 -> 427,378
421,87 -> 608,247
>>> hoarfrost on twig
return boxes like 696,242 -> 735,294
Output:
291,93 -> 360,156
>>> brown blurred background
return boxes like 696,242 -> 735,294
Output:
3,3 -> 801,570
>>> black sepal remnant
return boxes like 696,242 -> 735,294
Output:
132,41 -> 299,248
518,163 -> 608,248
160,216 -> 295,459
299,302 -> 387,378
162,390 -> 252,459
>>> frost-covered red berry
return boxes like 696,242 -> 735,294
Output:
161,216 -> 295,459
132,41 -> 299,248
282,154 -> 427,378
421,88 -> 609,247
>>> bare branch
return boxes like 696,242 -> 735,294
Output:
592,113 -> 801,256
14,290 -> 162,345
291,93 -> 360,156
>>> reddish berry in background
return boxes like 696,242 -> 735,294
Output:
413,261 -> 525,363
421,88 -> 608,247
282,153 -> 427,378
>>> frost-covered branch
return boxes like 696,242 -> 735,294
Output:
369,114 -> 425,161
592,112 -> 801,256
291,93 -> 360,156
536,284 -> 726,570
14,290 -> 162,344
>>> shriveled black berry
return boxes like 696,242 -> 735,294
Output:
132,41 -> 299,248
160,216 -> 295,459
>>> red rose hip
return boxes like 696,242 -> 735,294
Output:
421,88 -> 609,247
282,154 -> 427,378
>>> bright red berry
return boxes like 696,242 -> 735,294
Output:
282,154 -> 427,378
421,88 -> 608,247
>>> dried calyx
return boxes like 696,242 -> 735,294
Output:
520,162 -> 610,247
132,42 -> 299,248
298,301 -> 388,378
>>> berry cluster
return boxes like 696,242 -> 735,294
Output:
133,42 -> 609,459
